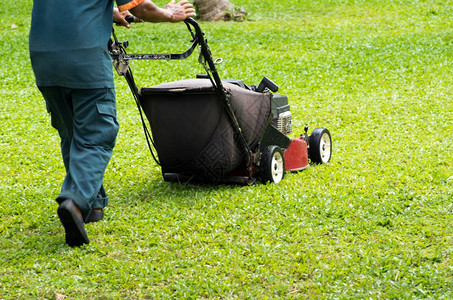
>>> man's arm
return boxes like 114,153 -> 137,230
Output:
115,0 -> 195,26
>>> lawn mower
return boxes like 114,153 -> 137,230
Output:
110,17 -> 332,185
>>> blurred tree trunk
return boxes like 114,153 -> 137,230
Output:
193,0 -> 247,21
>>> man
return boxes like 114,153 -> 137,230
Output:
29,0 -> 196,247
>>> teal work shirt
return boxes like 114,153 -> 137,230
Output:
29,0 -> 136,89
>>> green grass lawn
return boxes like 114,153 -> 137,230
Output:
1,0 -> 452,298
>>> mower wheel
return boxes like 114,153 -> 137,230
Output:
309,128 -> 332,164
260,146 -> 285,183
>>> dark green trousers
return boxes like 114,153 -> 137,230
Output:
39,87 -> 119,221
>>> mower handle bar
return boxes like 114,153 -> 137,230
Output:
110,17 -> 204,62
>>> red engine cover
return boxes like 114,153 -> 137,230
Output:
284,137 -> 309,172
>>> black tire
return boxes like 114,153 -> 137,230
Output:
260,146 -> 285,183
308,128 -> 332,164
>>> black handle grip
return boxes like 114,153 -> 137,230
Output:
257,77 -> 279,93
125,15 -> 135,23
114,15 -> 142,24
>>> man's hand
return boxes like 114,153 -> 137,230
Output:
113,8 -> 132,28
165,0 -> 196,22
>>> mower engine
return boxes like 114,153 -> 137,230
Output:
271,94 -> 292,135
